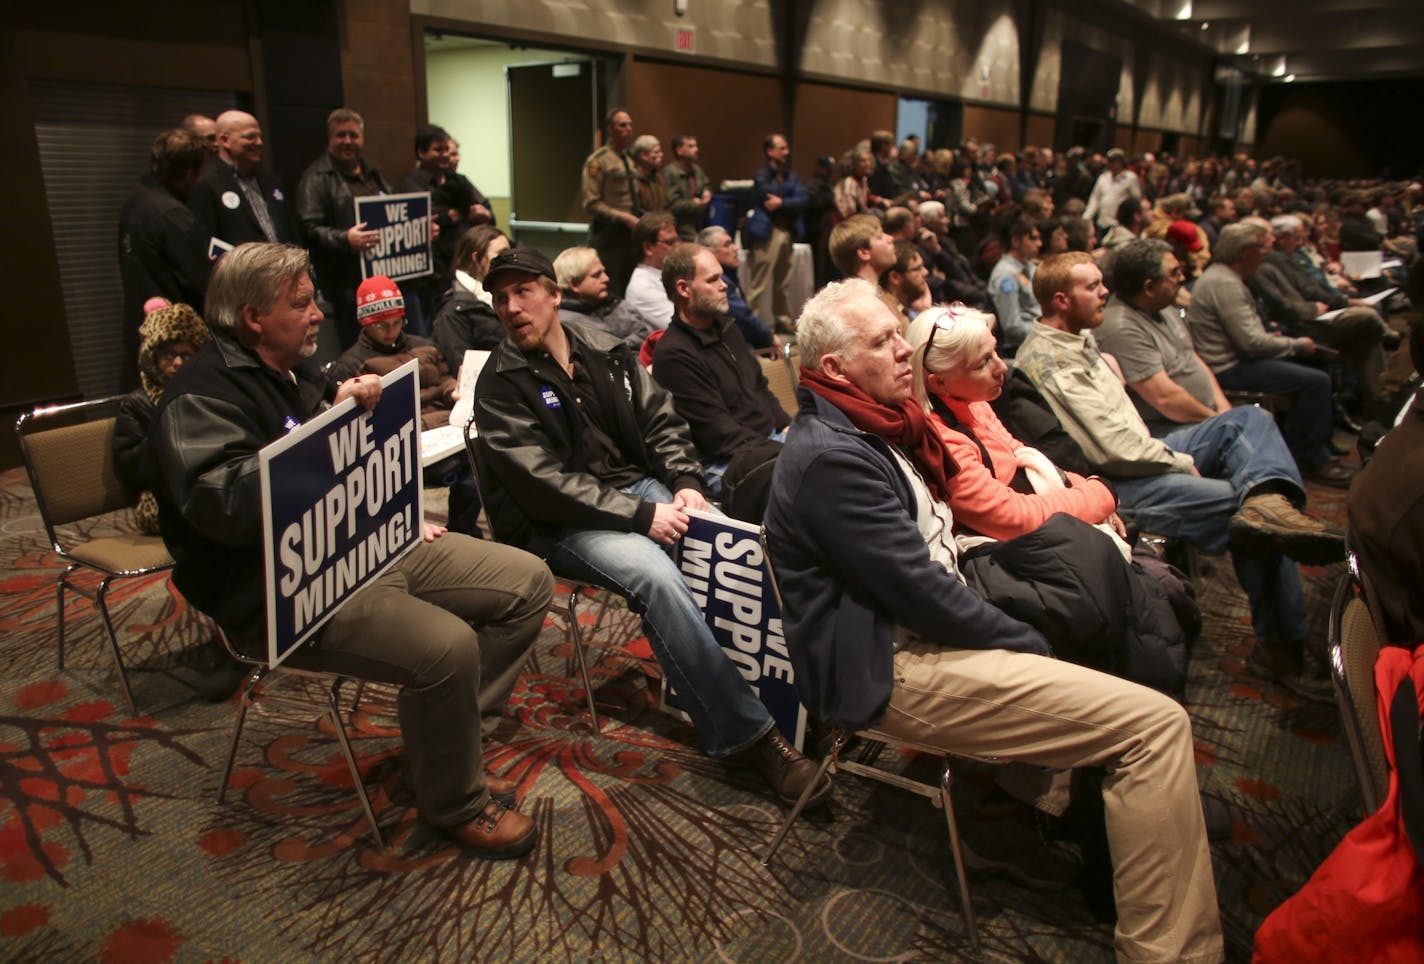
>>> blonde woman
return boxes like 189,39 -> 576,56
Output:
906,304 -> 1122,546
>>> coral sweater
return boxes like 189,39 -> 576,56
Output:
931,394 -> 1116,541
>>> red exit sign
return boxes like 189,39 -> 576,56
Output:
675,27 -> 695,52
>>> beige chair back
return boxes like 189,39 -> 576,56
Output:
758,350 -> 799,418
17,397 -> 132,537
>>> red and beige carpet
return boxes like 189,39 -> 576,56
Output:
0,467 -> 1358,961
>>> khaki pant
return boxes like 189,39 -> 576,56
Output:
883,642 -> 1223,964
292,534 -> 554,829
746,224 -> 795,325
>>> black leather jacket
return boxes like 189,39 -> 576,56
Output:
473,320 -> 703,558
150,332 -> 330,653
295,152 -> 392,304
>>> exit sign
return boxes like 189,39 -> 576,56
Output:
675,27 -> 695,52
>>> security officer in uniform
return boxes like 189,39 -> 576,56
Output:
581,108 -> 639,297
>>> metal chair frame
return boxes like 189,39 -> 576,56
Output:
757,525 -> 984,955
213,629 -> 384,848
1328,552 -> 1390,815
16,396 -> 177,717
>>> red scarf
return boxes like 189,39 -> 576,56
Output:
800,367 -> 957,502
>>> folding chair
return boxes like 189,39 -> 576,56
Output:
461,416 -> 642,734
757,525 -> 984,954
213,628 -> 384,848
757,342 -> 800,417
16,396 -> 177,716
1328,553 -> 1390,814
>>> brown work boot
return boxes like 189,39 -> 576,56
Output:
439,800 -> 538,859
734,728 -> 832,808
1227,493 -> 1345,565
485,772 -> 518,808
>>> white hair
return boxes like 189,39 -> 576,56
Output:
797,279 -> 882,370
906,305 -> 995,410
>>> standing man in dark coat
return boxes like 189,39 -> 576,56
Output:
744,133 -> 807,335
117,128 -> 212,390
187,110 -> 300,250
296,107 -> 391,348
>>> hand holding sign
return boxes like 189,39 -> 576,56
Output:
354,192 -> 434,282
335,373 -> 382,410
346,221 -> 379,253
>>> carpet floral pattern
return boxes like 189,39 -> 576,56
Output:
0,467 -> 1360,961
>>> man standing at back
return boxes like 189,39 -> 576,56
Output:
745,134 -> 806,334
473,247 -> 829,809
188,110 -> 299,250
582,108 -> 639,297
662,133 -> 712,241
295,107 -> 391,348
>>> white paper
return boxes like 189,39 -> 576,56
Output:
1340,251 -> 1382,280
448,349 -> 491,431
1316,287 -> 1396,322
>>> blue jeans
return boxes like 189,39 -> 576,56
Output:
1115,406 -> 1308,645
547,477 -> 773,757
1216,358 -> 1333,468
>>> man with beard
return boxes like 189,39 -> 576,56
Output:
1017,251 -> 1343,696
652,244 -> 789,497
882,241 -> 932,318
697,226 -> 776,350
473,247 -> 829,808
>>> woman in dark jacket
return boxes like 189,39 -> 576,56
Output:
431,225 -> 508,373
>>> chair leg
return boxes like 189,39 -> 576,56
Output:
566,589 -> 602,734
349,681 -> 367,715
55,565 -> 78,670
217,665 -> 268,804
94,576 -> 138,718
327,678 -> 384,849
761,731 -> 844,866
939,760 -> 981,956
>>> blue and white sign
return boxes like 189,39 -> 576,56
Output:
355,191 -> 433,282
259,361 -> 424,667
667,510 -> 807,750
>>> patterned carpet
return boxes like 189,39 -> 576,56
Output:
0,464 -> 1360,962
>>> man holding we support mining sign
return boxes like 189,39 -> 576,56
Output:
151,242 -> 554,860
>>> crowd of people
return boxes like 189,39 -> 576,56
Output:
110,100 -> 1424,962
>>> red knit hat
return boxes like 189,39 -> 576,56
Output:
356,275 -> 405,325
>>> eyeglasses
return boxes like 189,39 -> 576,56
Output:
155,346 -> 196,364
915,301 -> 972,371
367,318 -> 406,334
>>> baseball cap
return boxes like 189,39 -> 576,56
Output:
484,247 -> 557,290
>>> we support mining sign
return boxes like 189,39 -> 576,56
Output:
355,191 -> 433,282
667,510 -> 807,750
259,361 -> 424,667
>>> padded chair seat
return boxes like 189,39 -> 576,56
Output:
65,535 -> 174,573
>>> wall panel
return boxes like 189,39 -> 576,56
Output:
963,105 -> 1022,152
791,81 -> 897,181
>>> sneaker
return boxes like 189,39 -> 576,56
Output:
1228,493 -> 1345,566
734,728 -> 832,808
959,814 -> 1079,891
439,801 -> 538,859
1246,640 -> 1335,704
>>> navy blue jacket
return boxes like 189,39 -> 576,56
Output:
764,388 -> 1048,730
723,266 -> 774,349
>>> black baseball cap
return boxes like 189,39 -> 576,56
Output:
484,247 -> 557,289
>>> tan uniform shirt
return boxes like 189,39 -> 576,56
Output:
582,146 -> 636,223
